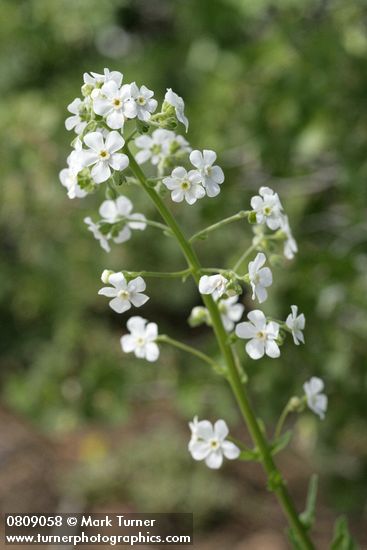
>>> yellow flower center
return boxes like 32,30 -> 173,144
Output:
99,150 -> 110,159
118,290 -> 130,300
113,98 -> 122,109
180,180 -> 191,191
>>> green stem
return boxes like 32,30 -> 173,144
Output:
190,211 -> 250,243
123,217 -> 171,233
121,268 -> 191,279
125,146 -> 314,550
274,404 -> 292,441
156,335 -> 218,369
233,243 -> 257,272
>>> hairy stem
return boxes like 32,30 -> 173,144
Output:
125,145 -> 314,550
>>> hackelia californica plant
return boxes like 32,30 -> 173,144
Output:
60,68 -> 336,549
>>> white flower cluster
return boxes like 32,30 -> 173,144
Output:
62,68 -> 327,476
162,149 -> 224,204
99,270 -> 159,361
196,273 -> 306,360
60,68 -> 192,201
135,129 -> 190,167
250,186 -> 298,260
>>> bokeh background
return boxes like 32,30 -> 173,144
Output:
1,0 -> 367,548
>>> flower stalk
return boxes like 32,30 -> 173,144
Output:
125,145 -> 315,550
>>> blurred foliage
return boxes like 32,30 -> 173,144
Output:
66,423 -> 239,528
1,0 -> 367,526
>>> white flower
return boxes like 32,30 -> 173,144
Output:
65,98 -> 88,134
250,186 -> 283,230
188,417 -> 240,469
163,167 -> 205,205
98,273 -> 149,314
286,305 -> 305,345
130,83 -> 157,122
93,81 -> 136,129
84,217 -> 110,252
81,131 -> 128,184
99,196 -> 146,243
120,316 -> 159,362
248,252 -> 272,304
59,167 -> 87,200
59,139 -> 87,199
218,296 -> 245,332
164,88 -> 188,131
235,310 -> 280,360
199,274 -> 228,300
189,150 -> 224,197
303,377 -> 327,420
83,68 -> 123,90
280,214 -> 298,259
134,129 -> 190,166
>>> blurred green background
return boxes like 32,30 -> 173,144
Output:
1,0 -> 367,547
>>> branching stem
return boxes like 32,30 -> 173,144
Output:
125,145 -> 315,550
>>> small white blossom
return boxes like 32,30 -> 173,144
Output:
65,97 -> 89,134
163,167 -> 205,204
120,316 -> 159,362
188,306 -> 210,327
130,83 -> 157,121
250,186 -> 283,230
189,150 -> 224,197
59,141 -> 87,199
164,88 -> 188,131
199,274 -> 228,300
286,305 -> 305,345
303,377 -> 327,420
84,197 -> 146,252
134,129 -> 190,166
83,68 -> 123,91
218,296 -> 245,332
235,310 -> 280,360
84,217 -> 110,252
93,81 -> 136,129
99,196 -> 146,244
81,131 -> 129,184
59,167 -> 87,200
280,214 -> 298,259
188,417 -> 240,469
248,252 -> 272,304
98,273 -> 149,314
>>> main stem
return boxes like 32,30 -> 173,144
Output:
125,147 -> 314,550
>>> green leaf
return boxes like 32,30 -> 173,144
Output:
299,474 -> 318,529
271,430 -> 292,456
330,517 -> 359,550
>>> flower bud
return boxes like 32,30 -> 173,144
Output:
248,211 -> 258,224
288,396 -> 305,413
101,269 -> 114,284
77,168 -> 95,193
188,306 -> 210,328
81,83 -> 94,97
